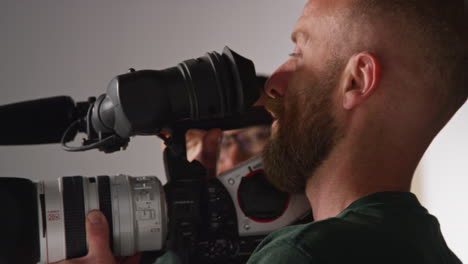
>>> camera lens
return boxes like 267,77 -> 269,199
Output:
91,47 -> 258,139
38,175 -> 167,263
0,178 -> 40,264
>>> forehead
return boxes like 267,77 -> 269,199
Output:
300,0 -> 335,17
302,0 -> 347,15
293,0 -> 347,40
301,0 -> 319,16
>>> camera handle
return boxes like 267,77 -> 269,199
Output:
161,127 -> 207,264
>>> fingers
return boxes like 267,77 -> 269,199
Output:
85,210 -> 115,262
199,128 -> 222,179
185,129 -> 205,162
185,128 -> 223,178
48,210 -> 115,264
201,128 -> 222,159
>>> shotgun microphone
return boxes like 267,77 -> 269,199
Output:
0,96 -> 87,145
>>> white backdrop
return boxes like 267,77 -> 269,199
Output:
0,0 -> 466,261
0,0 -> 305,180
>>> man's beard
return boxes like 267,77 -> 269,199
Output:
262,68 -> 343,194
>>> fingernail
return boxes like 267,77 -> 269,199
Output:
88,211 -> 102,224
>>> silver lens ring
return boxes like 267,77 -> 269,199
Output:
40,175 -> 167,263
110,175 -> 135,256
110,175 -> 167,256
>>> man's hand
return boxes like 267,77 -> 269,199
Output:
51,210 -> 141,264
185,128 -> 223,179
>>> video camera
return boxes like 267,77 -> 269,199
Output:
0,47 -> 310,264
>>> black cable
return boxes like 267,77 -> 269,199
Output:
61,119 -> 118,152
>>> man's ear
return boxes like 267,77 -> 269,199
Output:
341,52 -> 381,110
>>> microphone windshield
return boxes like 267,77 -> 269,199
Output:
0,96 -> 78,145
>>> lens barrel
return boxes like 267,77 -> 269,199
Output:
0,178 -> 40,264
37,175 -> 166,263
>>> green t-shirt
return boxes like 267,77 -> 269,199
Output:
247,191 -> 461,264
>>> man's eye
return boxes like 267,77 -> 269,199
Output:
289,52 -> 298,57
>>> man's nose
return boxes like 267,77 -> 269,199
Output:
264,60 -> 295,99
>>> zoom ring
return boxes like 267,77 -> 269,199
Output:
62,176 -> 87,258
97,176 -> 114,252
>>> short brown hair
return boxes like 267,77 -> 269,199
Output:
347,0 -> 467,115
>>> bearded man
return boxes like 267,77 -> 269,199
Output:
249,0 -> 467,263
52,0 -> 466,264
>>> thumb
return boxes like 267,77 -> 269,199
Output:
85,210 -> 114,261
202,128 -> 222,156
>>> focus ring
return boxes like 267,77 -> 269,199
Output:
97,176 -> 114,252
62,176 -> 87,259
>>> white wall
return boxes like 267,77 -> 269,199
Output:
0,0 -> 305,181
413,104 -> 468,262
0,0 -> 466,261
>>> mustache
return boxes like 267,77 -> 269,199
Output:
265,98 -> 285,120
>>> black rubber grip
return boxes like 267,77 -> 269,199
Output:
97,176 -> 114,252
0,178 -> 40,264
62,176 -> 87,259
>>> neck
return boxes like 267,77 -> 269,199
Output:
305,130 -> 427,221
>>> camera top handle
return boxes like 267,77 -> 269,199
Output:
161,127 -> 205,264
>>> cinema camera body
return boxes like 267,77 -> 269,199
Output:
0,47 -> 311,264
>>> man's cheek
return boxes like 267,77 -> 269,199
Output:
283,98 -> 300,128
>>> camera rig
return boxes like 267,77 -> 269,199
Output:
0,47 -> 311,264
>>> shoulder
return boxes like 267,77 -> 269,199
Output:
247,218 -> 358,264
248,215 -> 390,264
